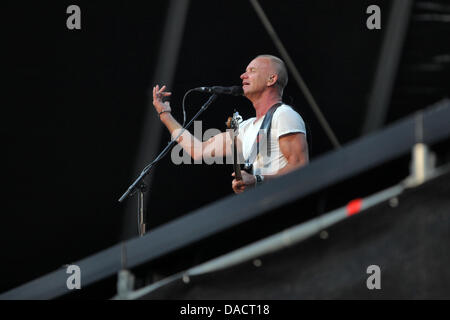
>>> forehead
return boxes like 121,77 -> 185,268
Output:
246,57 -> 272,70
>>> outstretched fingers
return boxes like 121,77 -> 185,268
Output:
153,85 -> 172,99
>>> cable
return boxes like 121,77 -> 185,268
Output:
141,89 -> 196,173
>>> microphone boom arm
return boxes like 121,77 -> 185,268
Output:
118,93 -> 218,236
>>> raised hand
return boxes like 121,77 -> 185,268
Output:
152,84 -> 172,116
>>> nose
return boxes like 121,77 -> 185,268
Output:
240,72 -> 247,80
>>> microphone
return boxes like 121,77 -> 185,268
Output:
194,86 -> 243,96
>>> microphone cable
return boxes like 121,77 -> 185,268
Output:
140,88 -> 199,173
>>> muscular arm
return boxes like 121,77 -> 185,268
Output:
153,85 -> 232,161
264,132 -> 309,180
160,113 -> 232,161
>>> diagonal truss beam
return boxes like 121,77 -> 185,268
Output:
249,0 -> 341,149
362,0 -> 414,134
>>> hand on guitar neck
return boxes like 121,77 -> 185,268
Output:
231,170 -> 256,194
227,111 -> 257,193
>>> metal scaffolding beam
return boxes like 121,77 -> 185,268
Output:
362,0 -> 414,134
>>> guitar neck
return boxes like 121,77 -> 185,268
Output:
233,135 -> 242,180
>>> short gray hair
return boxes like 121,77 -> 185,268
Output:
256,54 -> 288,94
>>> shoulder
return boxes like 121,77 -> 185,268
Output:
274,104 -> 303,119
273,104 -> 306,128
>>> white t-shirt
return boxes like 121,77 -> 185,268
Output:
237,104 -> 306,175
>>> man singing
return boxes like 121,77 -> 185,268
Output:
152,54 -> 308,194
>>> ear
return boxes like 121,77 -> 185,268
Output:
267,74 -> 278,87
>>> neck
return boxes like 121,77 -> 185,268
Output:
251,90 -> 282,119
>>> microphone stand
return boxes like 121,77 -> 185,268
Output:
118,93 -> 218,237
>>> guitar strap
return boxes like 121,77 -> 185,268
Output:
245,102 -> 283,169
